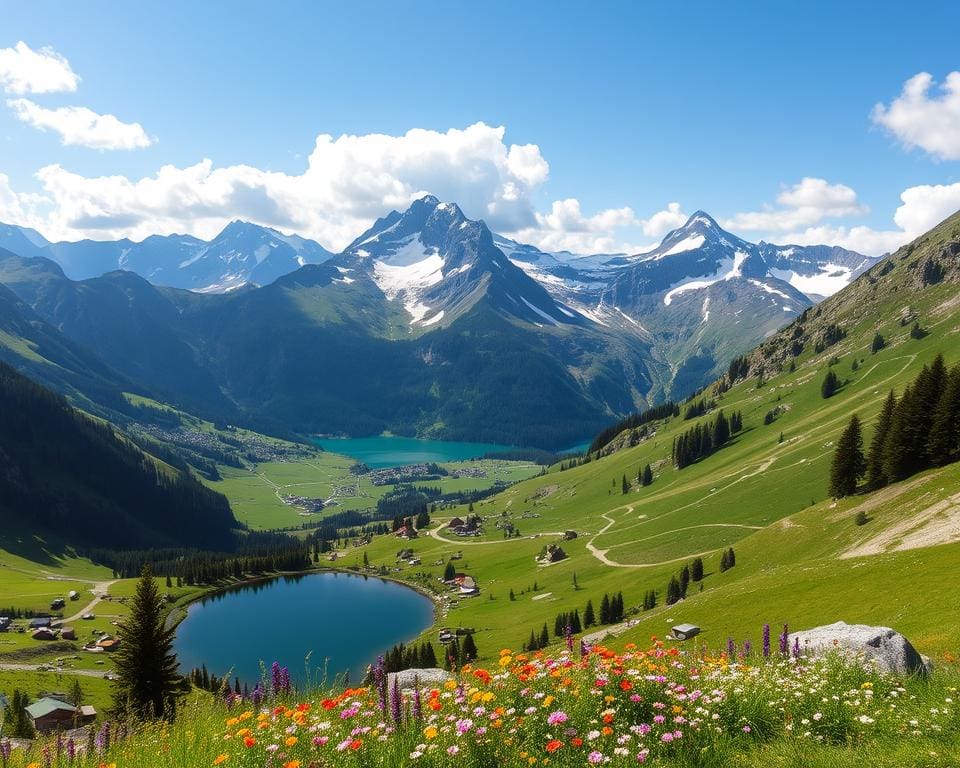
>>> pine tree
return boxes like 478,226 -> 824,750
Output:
3,690 -> 35,738
422,641 -> 438,668
443,561 -> 456,581
571,609 -> 582,633
867,391 -> 896,488
526,630 -> 537,652
821,370 -> 840,399
666,576 -> 681,605
719,549 -> 730,573
641,464 -> 653,486
713,410 -> 730,446
727,547 -> 736,568
929,365 -> 960,466
539,623 -> 550,649
679,565 -> 690,597
509,588 -> 515,601
112,565 -> 183,719
621,474 -> 630,494
461,633 -> 478,662
691,557 -> 704,582
829,414 -> 866,497
871,332 -> 885,353
599,593 -> 611,624
583,599 -> 595,627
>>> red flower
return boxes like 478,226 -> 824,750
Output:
546,740 -> 563,753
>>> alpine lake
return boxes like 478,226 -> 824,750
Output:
173,436 -> 523,685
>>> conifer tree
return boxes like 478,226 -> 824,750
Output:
641,464 -> 653,486
821,370 -> 840,399
666,576 -> 681,605
583,599 -> 595,627
571,609 -> 582,634
443,561 -> 456,581
599,593 -> 611,624
719,549 -> 730,573
679,564 -> 690,597
929,365 -> 960,466
461,633 -> 478,662
539,623 -> 550,649
727,547 -> 736,568
691,557 -> 704,582
621,474 -> 630,494
112,565 -> 183,719
830,414 -> 866,497
867,391 -> 896,489
871,332 -> 885,353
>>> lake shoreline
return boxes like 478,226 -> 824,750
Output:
168,565 -> 440,682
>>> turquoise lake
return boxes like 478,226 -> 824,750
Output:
173,572 -> 434,686
313,435 -> 518,468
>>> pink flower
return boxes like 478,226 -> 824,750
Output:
588,751 -> 604,764
547,710 -> 569,726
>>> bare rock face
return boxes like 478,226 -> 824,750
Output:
790,621 -> 931,676
387,667 -> 453,691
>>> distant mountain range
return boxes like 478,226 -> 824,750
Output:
0,220 -> 333,292
0,198 -> 881,446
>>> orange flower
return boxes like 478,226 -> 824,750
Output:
619,680 -> 632,691
213,755 -> 229,765
602,726 -> 613,736
243,736 -> 256,748
350,739 -> 362,750
571,737 -> 583,747
285,736 -> 298,747
545,739 -> 563,753
284,762 -> 301,768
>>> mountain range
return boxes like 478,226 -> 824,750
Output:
0,197 -> 880,447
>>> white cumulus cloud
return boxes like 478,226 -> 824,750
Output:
8,98 -> 154,150
0,41 -> 79,95
4,123 -> 555,247
776,181 -> 960,256
724,177 -> 867,232
872,72 -> 960,161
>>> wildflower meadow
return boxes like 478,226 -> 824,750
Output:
3,635 -> 958,768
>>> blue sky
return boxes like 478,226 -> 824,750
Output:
2,0 -> 960,254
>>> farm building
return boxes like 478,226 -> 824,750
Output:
31,628 -> 56,641
60,627 -> 76,640
29,617 -> 52,629
24,697 -> 96,733
0,617 -> 10,631
447,517 -> 465,529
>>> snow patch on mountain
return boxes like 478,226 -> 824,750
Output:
769,264 -> 852,298
662,250 -> 749,306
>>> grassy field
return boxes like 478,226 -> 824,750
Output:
207,453 -> 541,530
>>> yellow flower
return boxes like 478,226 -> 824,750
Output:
285,736 -> 298,746
444,680 -> 458,690
424,725 -> 438,740
226,717 -> 239,727
499,655 -> 513,667
214,755 -> 229,765
542,695 -> 555,708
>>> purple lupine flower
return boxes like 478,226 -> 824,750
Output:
251,682 -> 263,706
95,721 -> 111,753
66,739 -> 76,762
743,639 -> 752,658
762,623 -> 771,657
56,732 -> 63,759
580,639 -> 589,659
779,624 -> 789,656
726,637 -> 736,659
0,740 -> 10,767
390,676 -> 402,724
373,656 -> 387,712
793,637 -> 800,658
565,623 -> 574,653
42,745 -> 51,768
412,677 -> 422,722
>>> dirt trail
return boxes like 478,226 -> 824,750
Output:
59,580 -> 118,624
840,490 -> 960,559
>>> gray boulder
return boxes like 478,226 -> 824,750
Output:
789,621 -> 931,676
387,667 -> 453,692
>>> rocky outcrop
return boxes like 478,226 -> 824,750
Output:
789,621 -> 932,676
387,667 -> 453,691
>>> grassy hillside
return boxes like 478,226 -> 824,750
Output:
0,361 -> 239,553
338,210 -> 960,660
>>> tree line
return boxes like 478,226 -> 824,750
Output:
671,410 -> 742,469
830,354 -> 960,497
